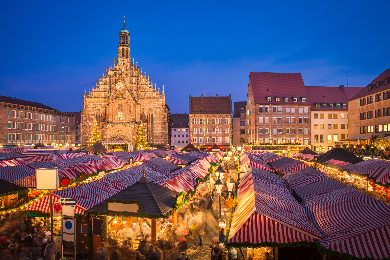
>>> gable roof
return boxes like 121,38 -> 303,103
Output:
316,148 -> 363,164
171,113 -> 189,128
343,87 -> 364,100
87,181 -> 177,216
233,101 -> 246,118
249,72 -> 309,105
189,95 -> 231,114
350,68 -> 390,100
306,86 -> 349,111
0,95 -> 57,111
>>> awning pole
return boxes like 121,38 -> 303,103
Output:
151,219 -> 157,242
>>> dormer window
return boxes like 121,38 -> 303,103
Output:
335,103 -> 340,108
342,103 -> 347,108
315,103 -> 320,108
322,103 -> 327,108
275,97 -> 280,102
301,97 -> 306,102
329,103 -> 334,108
266,96 -> 272,102
292,97 -> 298,102
284,97 -> 289,102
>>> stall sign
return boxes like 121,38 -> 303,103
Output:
36,168 -> 58,190
107,202 -> 139,213
53,203 -> 62,213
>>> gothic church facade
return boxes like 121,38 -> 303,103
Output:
81,24 -> 168,148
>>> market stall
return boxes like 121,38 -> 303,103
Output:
84,175 -> 184,257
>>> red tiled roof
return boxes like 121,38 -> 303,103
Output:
343,87 -> 365,100
189,95 -> 232,114
306,86 -> 364,111
0,95 -> 56,111
350,68 -> 390,100
249,72 -> 309,105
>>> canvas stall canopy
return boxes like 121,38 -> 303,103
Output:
228,167 -> 322,245
283,167 -> 390,259
268,157 -> 307,175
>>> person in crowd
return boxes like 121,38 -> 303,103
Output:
216,243 -> 228,260
176,252 -> 190,260
210,237 -> 220,260
109,247 -> 121,260
229,247 -> 238,260
43,242 -> 57,260
93,242 -> 109,260
136,251 -> 146,260
32,232 -> 44,260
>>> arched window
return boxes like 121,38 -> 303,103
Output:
117,104 -> 124,120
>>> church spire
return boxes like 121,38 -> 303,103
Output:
118,18 -> 130,63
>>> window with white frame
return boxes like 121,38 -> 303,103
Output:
199,119 -> 203,124
192,118 -> 196,124
193,137 -> 197,143
259,117 -> 263,123
225,128 -> 229,133
199,137 -> 203,143
304,107 -> 309,113
225,137 -> 229,143
264,128 -> 269,134
212,128 -> 216,133
218,137 -> 222,144
206,128 -> 209,133
199,128 -> 203,134
218,128 -> 222,133
291,107 -> 296,113
193,128 -> 197,134
286,117 -> 290,123
225,118 -> 229,124
206,137 -> 209,143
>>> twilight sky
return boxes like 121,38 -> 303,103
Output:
0,0 -> 389,114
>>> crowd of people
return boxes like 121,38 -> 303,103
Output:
0,212 -> 57,260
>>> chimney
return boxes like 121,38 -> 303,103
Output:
201,94 -> 203,98
339,85 -> 344,91
216,94 -> 218,98
176,113 -> 178,116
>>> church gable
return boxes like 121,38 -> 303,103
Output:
81,22 -> 168,148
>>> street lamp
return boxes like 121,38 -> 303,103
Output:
218,219 -> 226,229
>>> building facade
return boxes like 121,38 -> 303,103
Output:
0,95 -> 74,147
246,72 -> 311,145
189,94 -> 232,149
306,85 -> 362,151
74,112 -> 81,146
232,101 -> 246,146
349,69 -> 390,138
81,23 -> 168,148
171,113 -> 189,148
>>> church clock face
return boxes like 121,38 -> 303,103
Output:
116,82 -> 124,91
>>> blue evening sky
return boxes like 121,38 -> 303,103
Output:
0,0 -> 389,114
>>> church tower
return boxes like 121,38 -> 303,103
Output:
118,18 -> 130,65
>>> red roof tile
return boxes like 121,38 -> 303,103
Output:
249,72 -> 309,105
343,87 -> 364,100
306,86 -> 350,111
189,95 -> 232,114
350,68 -> 390,100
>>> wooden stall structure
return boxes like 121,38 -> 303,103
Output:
85,175 -> 184,257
